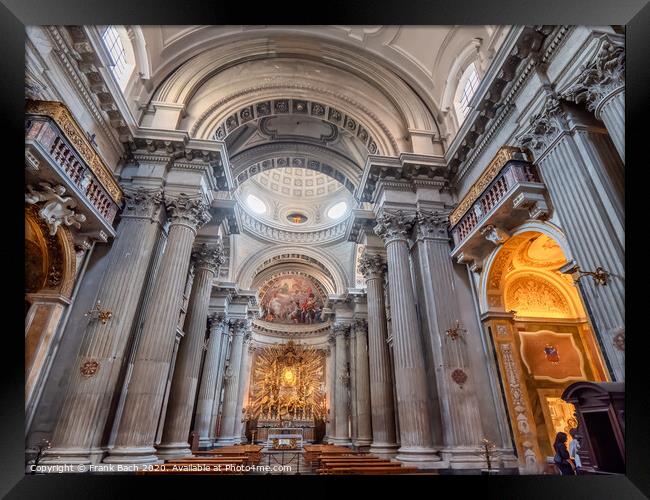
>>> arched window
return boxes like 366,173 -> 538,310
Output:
454,62 -> 481,124
100,26 -> 136,91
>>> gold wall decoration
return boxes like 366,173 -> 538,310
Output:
505,276 -> 571,318
26,100 -> 123,204
248,341 -> 326,421
450,146 -> 529,227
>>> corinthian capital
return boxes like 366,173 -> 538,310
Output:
354,318 -> 368,335
332,322 -> 350,337
358,252 -> 386,279
192,241 -> 225,274
122,186 -> 163,220
165,193 -> 211,231
562,39 -> 624,114
516,96 -> 568,154
415,209 -> 451,240
373,209 -> 415,245
208,312 -> 226,332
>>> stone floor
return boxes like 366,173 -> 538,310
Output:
253,449 -> 314,475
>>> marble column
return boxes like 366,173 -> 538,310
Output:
518,96 -> 625,381
194,314 -> 227,448
234,336 -> 254,443
325,333 -> 336,443
209,326 -> 231,443
331,323 -> 351,445
353,319 -> 373,447
215,321 -> 247,445
349,327 -> 358,443
563,39 -> 625,163
157,242 -> 225,458
413,210 -> 484,465
104,194 -> 211,464
42,187 -> 164,464
358,252 -> 398,453
374,210 -> 439,463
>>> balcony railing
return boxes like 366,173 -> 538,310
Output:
452,162 -> 542,245
25,100 -> 123,228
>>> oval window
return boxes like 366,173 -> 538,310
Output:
246,194 -> 266,214
327,201 -> 348,219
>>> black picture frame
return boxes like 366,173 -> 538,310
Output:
2,1 -> 646,497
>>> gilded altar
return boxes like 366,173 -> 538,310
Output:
245,341 -> 326,441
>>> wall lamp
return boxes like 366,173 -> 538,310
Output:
562,264 -> 610,286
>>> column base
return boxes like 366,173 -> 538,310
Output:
155,442 -> 193,459
370,442 -> 400,455
38,447 -> 105,465
352,438 -> 373,449
214,437 -> 238,446
328,437 -> 352,446
198,437 -> 214,449
395,445 -> 441,465
103,446 -> 162,464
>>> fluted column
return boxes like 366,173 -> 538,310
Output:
358,252 -> 398,453
215,321 -> 246,445
413,210 -> 484,465
157,242 -> 225,458
41,187 -> 164,464
349,327 -> 358,443
104,194 -> 211,464
194,314 -> 227,448
209,326 -> 231,443
374,210 -> 439,463
331,323 -> 351,445
353,319 -> 373,447
563,39 -> 625,162
518,96 -> 625,381
324,333 -> 336,442
234,336 -> 254,443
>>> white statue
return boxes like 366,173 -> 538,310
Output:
25,182 -> 87,236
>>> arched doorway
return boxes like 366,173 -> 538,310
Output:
481,229 -> 609,472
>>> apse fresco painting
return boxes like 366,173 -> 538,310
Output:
260,276 -> 324,324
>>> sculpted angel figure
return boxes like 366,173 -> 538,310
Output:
25,182 -> 86,236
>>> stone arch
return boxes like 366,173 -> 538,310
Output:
236,246 -> 349,294
147,34 -> 443,154
25,206 -> 77,301
478,221 -> 575,315
230,143 -> 361,194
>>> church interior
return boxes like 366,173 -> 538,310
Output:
24,24 -> 625,475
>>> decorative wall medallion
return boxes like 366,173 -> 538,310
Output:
451,368 -> 468,387
613,330 -> 625,351
80,360 -> 100,377
496,324 -> 508,337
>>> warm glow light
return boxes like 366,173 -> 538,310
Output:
327,201 -> 348,219
283,368 -> 296,385
246,194 -> 266,214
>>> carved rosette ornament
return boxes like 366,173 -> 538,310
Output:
612,328 -> 625,351
165,193 -> 211,232
122,186 -> 163,220
192,242 -> 225,275
415,209 -> 451,241
562,40 -> 624,117
80,359 -> 100,378
358,252 -> 387,279
451,368 -> 468,387
373,210 -> 415,245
